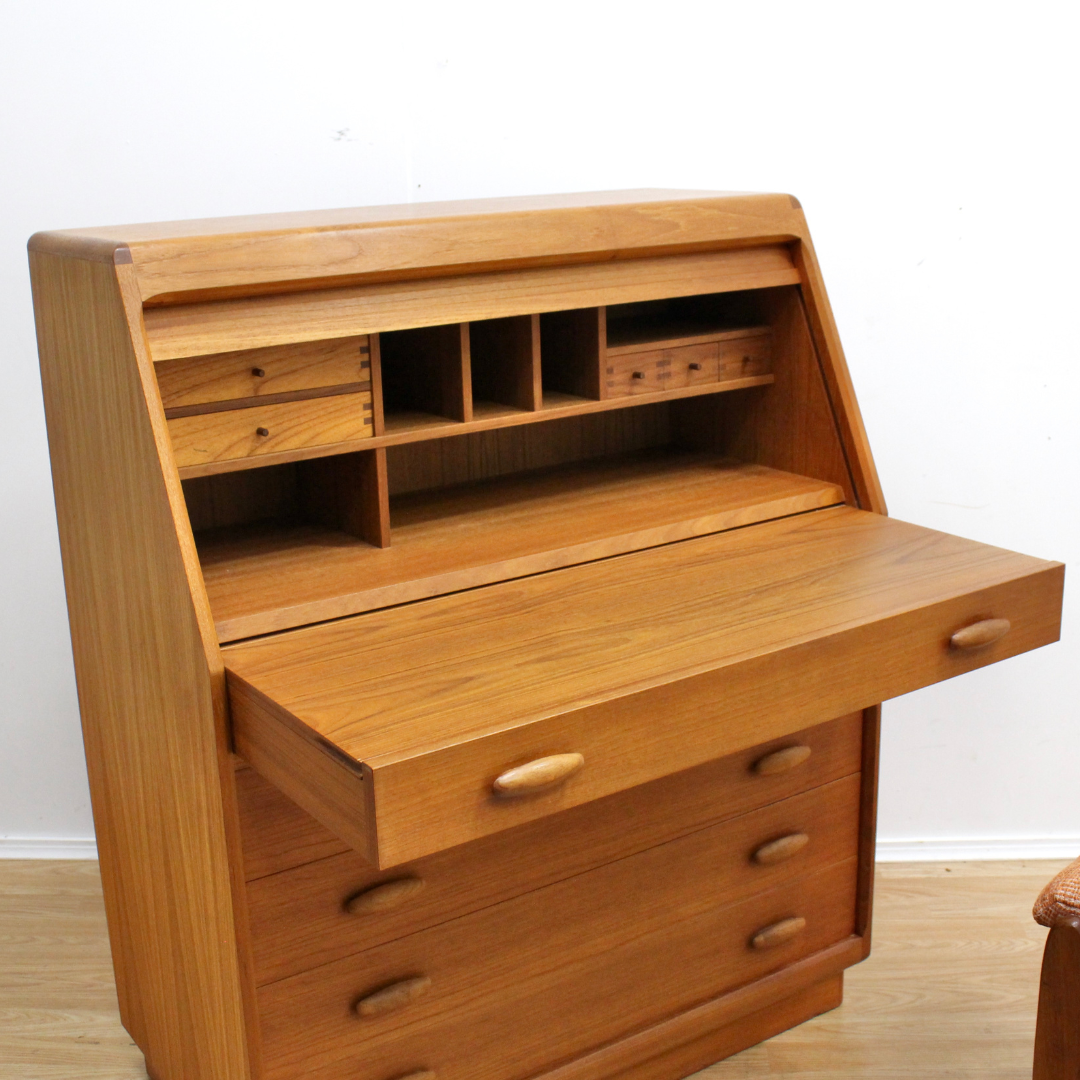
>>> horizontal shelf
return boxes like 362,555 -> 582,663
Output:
176,373 -> 773,479
198,452 -> 844,642
605,322 -> 769,357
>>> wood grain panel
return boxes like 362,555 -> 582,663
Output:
155,336 -> 369,406
234,763 -> 349,880
675,286 -> 855,506
238,711 -> 859,885
30,190 -> 804,304
143,247 -> 799,361
226,506 -> 1062,867
29,249 -> 252,1079
168,391 -> 372,468
249,772 -> 860,985
200,454 -> 844,641
258,859 -> 858,1080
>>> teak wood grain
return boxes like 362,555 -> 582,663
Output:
248,770 -> 861,986
258,859 -> 858,1080
33,190 -> 805,305
168,390 -> 373,468
1033,922 -> 1080,1080
226,506 -> 1062,867
258,783 -> 857,1032
142,246 -> 799,361
155,336 -> 369,409
198,454 -> 844,640
28,190 -> 1063,1080
29,249 -> 252,1079
238,711 -> 860,884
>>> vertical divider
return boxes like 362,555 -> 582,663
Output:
368,333 -> 385,436
298,447 -> 390,548
457,322 -> 473,423
597,306 -> 608,401
528,312 -> 543,410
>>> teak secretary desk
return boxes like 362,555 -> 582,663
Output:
30,190 -> 1064,1080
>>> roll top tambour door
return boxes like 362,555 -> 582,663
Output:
224,505 -> 1063,869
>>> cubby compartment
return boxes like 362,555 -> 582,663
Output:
604,292 -> 774,400
605,292 -> 767,351
183,284 -> 853,642
469,314 -> 541,418
539,307 -> 603,404
377,323 -> 471,433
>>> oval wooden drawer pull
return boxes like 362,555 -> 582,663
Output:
950,618 -> 1011,650
346,876 -> 425,916
493,753 -> 584,797
391,1071 -> 436,1080
753,745 -> 811,776
752,832 -> 809,866
354,975 -> 431,1018
751,916 -> 807,950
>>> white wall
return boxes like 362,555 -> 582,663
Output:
2,0 -> 1076,858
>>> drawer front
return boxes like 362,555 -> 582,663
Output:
227,508 -> 1063,869
718,329 -> 772,380
604,343 -> 719,396
237,710 -> 860,882
168,391 -> 372,467
156,337 -> 370,409
248,761 -> 862,985
259,857 -> 858,1080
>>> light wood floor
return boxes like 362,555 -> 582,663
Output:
0,859 -> 1064,1079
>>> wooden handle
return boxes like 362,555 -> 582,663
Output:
751,916 -> 807,950
493,753 -> 584,797
346,876 -> 425,916
752,832 -> 809,866
753,745 -> 811,776
950,618 -> 1011,650
391,1072 -> 436,1080
354,975 -> 431,1017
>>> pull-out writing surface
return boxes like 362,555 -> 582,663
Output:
225,506 -> 1063,869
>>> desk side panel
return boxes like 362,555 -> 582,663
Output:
30,249 -> 252,1080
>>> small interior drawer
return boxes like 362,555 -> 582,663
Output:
718,328 -> 772,379
604,343 -> 719,396
246,737 -> 862,985
167,391 -> 373,468
258,856 -> 858,1080
156,337 -> 370,409
225,506 -> 1062,870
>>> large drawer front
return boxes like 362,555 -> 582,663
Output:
235,710 -> 860,882
168,390 -> 373,467
258,848 -> 858,1080
226,507 -> 1062,869
249,767 -> 861,985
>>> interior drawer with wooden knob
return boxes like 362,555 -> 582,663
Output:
717,327 -> 772,379
247,769 -> 861,985
155,336 -> 371,410
226,505 -> 1061,870
604,343 -> 719,396
257,856 -> 858,1080
167,390 -> 373,468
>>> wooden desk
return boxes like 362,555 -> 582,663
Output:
29,190 -> 1064,1080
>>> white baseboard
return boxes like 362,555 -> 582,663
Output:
876,837 -> 1080,862
2,835 -> 1076,863
0,837 -> 98,859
